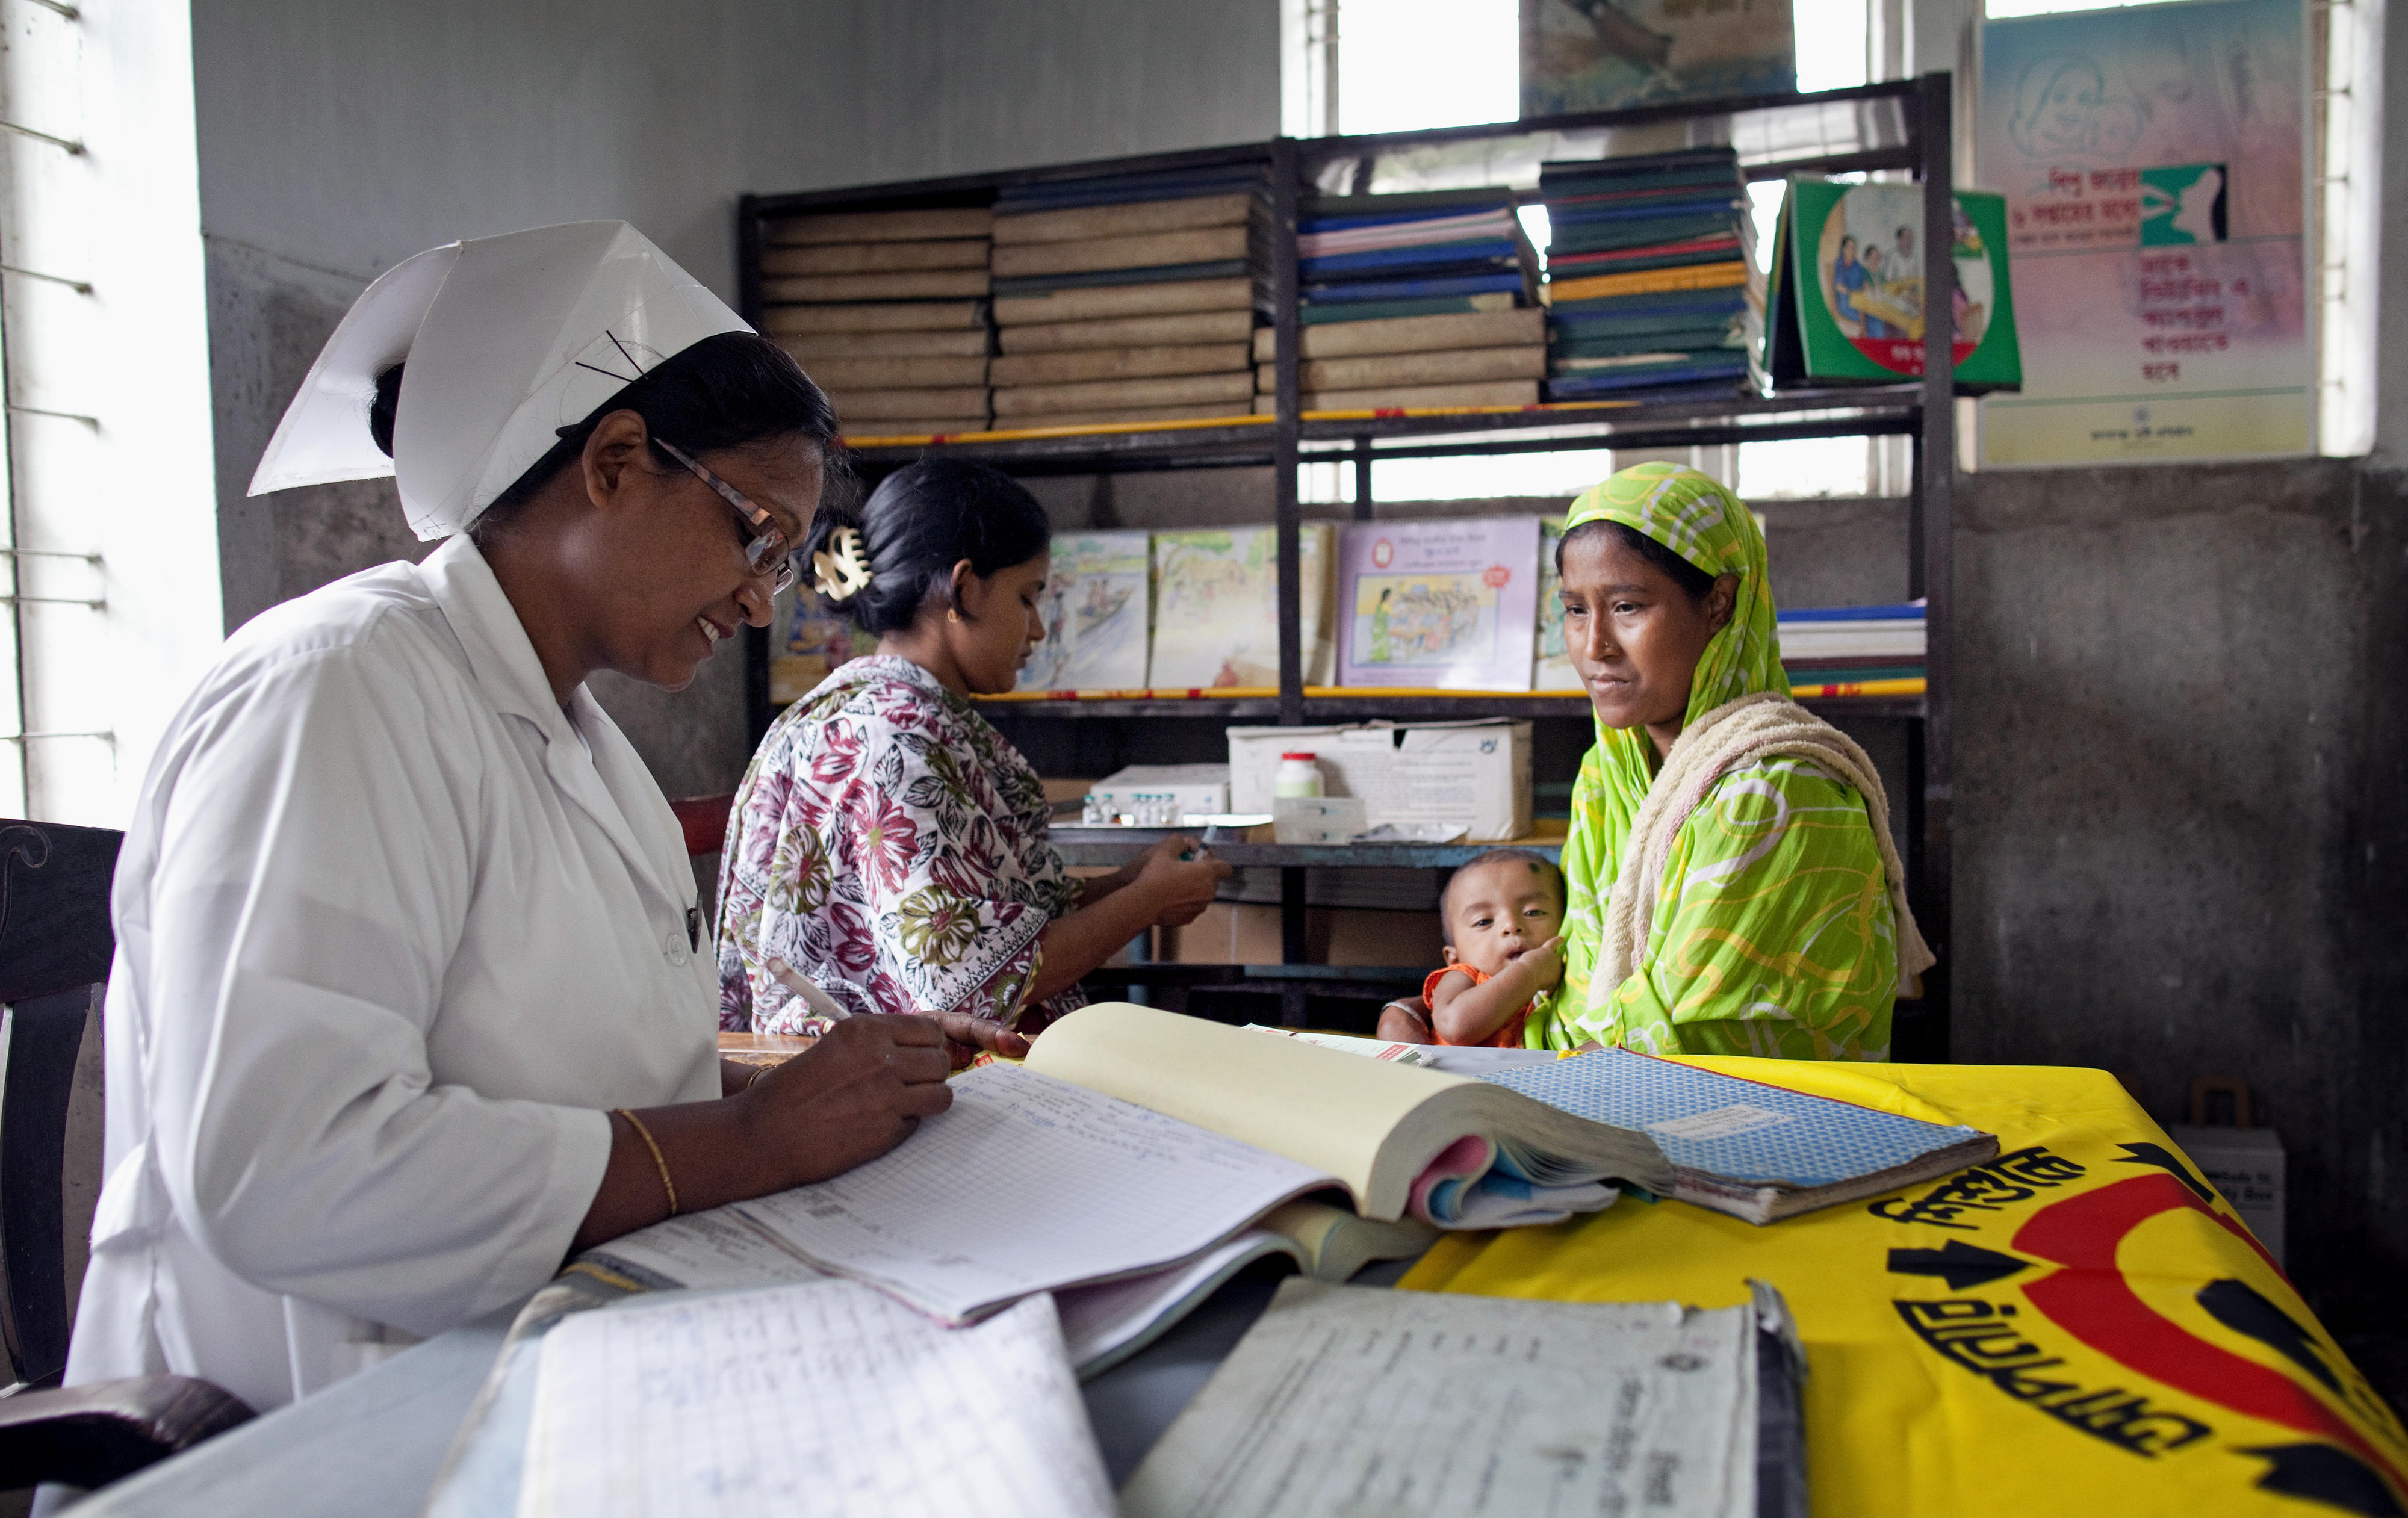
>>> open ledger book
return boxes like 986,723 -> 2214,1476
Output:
1256,1029 -> 2000,1224
580,1003 -> 1674,1327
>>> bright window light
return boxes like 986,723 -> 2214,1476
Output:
1746,181 -> 1786,275
1302,448 -> 1623,504
1737,436 -> 1870,498
1740,0 -> 1864,497
1792,0 -> 1869,90
1338,0 -> 1519,134
1984,0 -> 2192,17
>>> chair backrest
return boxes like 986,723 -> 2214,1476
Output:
0,817 -> 122,1390
668,792 -> 737,858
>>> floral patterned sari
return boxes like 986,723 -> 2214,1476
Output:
715,655 -> 1086,1034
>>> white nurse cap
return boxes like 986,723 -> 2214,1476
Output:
247,220 -> 751,540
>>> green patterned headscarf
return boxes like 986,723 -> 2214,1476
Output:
1563,460 -> 1788,833
1545,463 -> 1788,1044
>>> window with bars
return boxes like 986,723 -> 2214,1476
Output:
1282,0 -> 1903,503
2,0 -> 116,818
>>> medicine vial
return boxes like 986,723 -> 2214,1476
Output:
1274,752 -> 1323,799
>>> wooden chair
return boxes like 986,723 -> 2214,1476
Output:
668,793 -> 736,858
0,819 -> 252,1490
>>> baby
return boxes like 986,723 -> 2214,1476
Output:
1377,849 -> 1566,1048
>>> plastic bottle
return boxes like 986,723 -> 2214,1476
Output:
1274,752 -> 1323,799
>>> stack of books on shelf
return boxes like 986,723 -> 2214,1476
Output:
987,166 -> 1271,432
1256,308 -> 1548,418
1274,189 -> 1542,413
1778,601 -> 1926,698
1538,149 -> 1763,402
756,206 -> 995,437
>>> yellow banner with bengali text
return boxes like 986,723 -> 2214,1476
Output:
1403,1059 -> 2408,1517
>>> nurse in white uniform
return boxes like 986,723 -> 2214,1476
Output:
64,222 -> 1008,1413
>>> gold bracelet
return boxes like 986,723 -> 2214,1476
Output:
616,1108 -> 678,1217
745,1064 -> 768,1091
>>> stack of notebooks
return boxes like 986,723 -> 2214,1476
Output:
1255,306 -> 1548,417
987,165 -> 1271,431
756,205 -> 995,436
1271,188 -> 1543,413
1779,601 -> 1928,698
1539,148 -> 1764,401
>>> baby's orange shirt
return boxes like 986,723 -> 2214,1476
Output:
1421,963 -> 1531,1049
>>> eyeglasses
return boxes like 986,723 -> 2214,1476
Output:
654,438 -> 798,596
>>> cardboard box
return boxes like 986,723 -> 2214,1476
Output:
2167,1124 -> 2285,1265
1227,722 -> 1531,843
1272,796 -> 1367,844
1090,764 -> 1230,822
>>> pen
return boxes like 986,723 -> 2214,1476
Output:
765,955 -> 853,1023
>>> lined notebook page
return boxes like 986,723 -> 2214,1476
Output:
734,1065 -> 1333,1323
518,1282 -> 1112,1518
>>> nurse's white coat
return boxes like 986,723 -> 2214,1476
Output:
63,535 -> 721,1412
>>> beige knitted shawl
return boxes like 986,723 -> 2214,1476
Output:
1597,691 -> 1937,996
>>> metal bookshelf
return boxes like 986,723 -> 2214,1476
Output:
738,74 -> 1958,1055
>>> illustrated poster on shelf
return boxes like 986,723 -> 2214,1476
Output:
1149,524 -> 1335,690
1534,516 -> 1579,692
1017,532 -> 1151,693
769,585 -> 877,706
1520,0 -> 1795,117
1976,0 -> 2309,465
1337,518 -> 1541,693
1763,179 -> 2023,392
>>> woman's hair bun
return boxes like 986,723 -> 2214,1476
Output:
369,364 -> 405,459
804,457 -> 1050,636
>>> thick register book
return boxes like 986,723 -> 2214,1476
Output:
580,1004 -> 1669,1327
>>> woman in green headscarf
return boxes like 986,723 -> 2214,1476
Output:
1387,461 -> 1929,1060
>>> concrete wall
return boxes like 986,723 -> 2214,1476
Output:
1952,457 -> 2408,1344
198,0 -> 1280,796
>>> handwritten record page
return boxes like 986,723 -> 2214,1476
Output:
1123,1280 -> 1760,1518
731,1065 -> 1333,1324
517,1281 -> 1113,1518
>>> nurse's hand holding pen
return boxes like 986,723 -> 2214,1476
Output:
571,1009 -> 1022,1251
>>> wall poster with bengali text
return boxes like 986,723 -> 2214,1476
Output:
1976,0 -> 2309,467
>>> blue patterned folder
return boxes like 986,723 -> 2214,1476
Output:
1481,1049 -> 1998,1223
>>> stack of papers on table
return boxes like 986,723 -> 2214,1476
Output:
1123,1278 -> 1807,1518
518,1281 -> 1114,1518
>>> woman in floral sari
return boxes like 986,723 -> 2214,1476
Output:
716,459 -> 1229,1046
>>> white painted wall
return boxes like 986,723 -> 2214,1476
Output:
191,0 -> 1281,796
1,0 -> 220,826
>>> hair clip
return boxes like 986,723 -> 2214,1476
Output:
812,526 -> 873,603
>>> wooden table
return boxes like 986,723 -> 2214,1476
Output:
717,1031 -> 813,1069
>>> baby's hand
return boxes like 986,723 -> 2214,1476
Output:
1523,934 -> 1567,991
